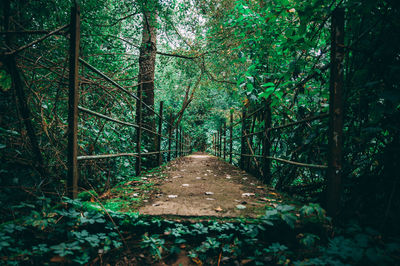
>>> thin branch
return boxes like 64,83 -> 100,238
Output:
5,24 -> 69,55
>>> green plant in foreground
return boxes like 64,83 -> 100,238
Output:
141,234 -> 166,260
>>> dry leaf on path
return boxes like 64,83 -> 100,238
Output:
215,206 -> 223,212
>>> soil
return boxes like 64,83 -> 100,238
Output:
139,152 -> 282,218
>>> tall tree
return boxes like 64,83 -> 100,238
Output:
137,1 -> 158,165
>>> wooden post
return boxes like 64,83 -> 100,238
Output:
168,113 -> 172,161
181,131 -> 183,156
262,99 -> 272,183
180,127 -> 183,157
229,112 -> 233,164
327,8 -> 345,217
67,3 -> 80,199
157,101 -> 163,166
214,133 -> 216,155
136,86 -> 143,176
217,130 -> 220,157
219,128 -> 222,157
223,122 -> 227,160
212,134 -> 214,155
175,124 -> 179,158
213,133 -> 215,155
240,108 -> 247,169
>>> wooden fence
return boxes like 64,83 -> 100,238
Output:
2,4 -> 191,199
66,5 -> 191,198
212,8 -> 345,216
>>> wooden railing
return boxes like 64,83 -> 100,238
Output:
65,4 -> 191,198
212,8 -> 345,217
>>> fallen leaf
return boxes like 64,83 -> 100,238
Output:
260,197 -> 275,202
241,259 -> 253,264
192,257 -> 203,266
50,256 -> 67,263
215,206 -> 223,212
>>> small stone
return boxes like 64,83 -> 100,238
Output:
226,175 -> 232,179
168,195 -> 178,198
133,193 -> 139,197
205,192 -> 214,195
242,177 -> 248,180
236,204 -> 246,210
242,193 -> 255,197
196,177 -> 202,180
152,203 -> 160,207
206,198 -> 215,201
143,200 -> 148,202
182,184 -> 189,187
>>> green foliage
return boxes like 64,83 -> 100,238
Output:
262,204 -> 297,229
141,234 -> 165,260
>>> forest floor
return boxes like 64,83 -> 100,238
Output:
139,152 -> 283,218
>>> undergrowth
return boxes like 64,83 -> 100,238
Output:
1,194 -> 399,265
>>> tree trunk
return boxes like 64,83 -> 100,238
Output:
137,4 -> 157,166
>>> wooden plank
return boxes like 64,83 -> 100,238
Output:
78,153 -> 138,160
67,4 -> 80,199
231,153 -> 327,169
327,8 -> 345,217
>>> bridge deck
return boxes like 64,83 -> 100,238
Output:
139,153 -> 282,217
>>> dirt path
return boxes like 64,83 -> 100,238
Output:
139,152 -> 281,218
